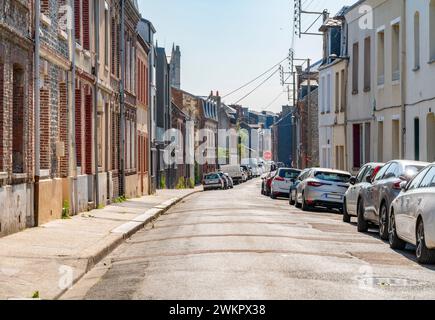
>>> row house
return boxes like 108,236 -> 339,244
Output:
318,8 -> 349,171
0,0 -> 34,236
343,0 -> 435,174
404,0 -> 435,163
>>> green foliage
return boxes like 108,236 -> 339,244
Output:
195,163 -> 201,185
113,195 -> 127,204
32,291 -> 40,299
188,178 -> 195,189
176,177 -> 186,189
62,201 -> 71,220
160,174 -> 167,189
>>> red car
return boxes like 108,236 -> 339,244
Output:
261,171 -> 277,196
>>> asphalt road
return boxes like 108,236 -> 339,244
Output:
62,178 -> 435,300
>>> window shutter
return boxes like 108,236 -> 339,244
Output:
82,0 -> 90,50
74,0 -> 81,42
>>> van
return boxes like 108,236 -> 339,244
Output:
221,165 -> 244,184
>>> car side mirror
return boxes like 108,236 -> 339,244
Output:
365,175 -> 373,183
400,181 -> 408,191
349,177 -> 357,185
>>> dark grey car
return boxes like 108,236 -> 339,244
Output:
357,160 -> 429,240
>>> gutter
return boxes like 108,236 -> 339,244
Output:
34,0 -> 41,222
400,0 -> 407,159
119,0 -> 126,196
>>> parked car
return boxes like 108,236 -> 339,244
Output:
261,171 -> 277,196
357,160 -> 429,240
294,168 -> 351,212
241,165 -> 253,180
343,163 -> 384,223
217,172 -> 230,190
389,164 -> 435,264
221,165 -> 244,185
223,173 -> 234,189
270,168 -> 301,199
203,173 -> 224,191
289,168 -> 311,205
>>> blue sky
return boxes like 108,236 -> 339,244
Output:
139,0 -> 356,113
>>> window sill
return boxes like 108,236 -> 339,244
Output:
392,79 -> 401,86
352,90 -> 358,95
363,87 -> 371,93
428,59 -> 435,65
12,173 -> 27,180
377,84 -> 385,90
40,13 -> 52,27
413,66 -> 420,72
58,30 -> 68,41
0,172 -> 7,180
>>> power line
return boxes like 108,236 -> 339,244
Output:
222,57 -> 288,99
263,91 -> 285,112
233,68 -> 280,105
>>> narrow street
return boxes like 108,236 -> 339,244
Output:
63,179 -> 435,300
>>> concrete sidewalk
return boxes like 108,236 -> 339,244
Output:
0,187 -> 202,300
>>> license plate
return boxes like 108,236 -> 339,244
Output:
327,194 -> 342,200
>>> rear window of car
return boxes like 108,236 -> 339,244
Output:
279,169 -> 301,179
404,165 -> 426,178
205,174 -> 219,180
314,171 -> 351,183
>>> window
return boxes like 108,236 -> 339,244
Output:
340,69 -> 345,111
407,166 -> 430,190
430,0 -> 435,61
419,167 -> 435,188
364,37 -> 371,91
352,42 -> 359,94
353,124 -> 362,169
414,12 -> 421,69
377,30 -> 385,85
428,114 -> 435,162
82,0 -> 90,50
378,121 -> 384,162
414,118 -> 420,161
74,0 -> 81,43
41,0 -> 49,14
392,22 -> 400,81
384,162 -> 399,179
326,73 -> 331,113
105,2 -> 109,67
356,166 -> 369,183
392,119 -> 400,159
12,65 -> 25,174
335,72 -> 340,113
374,163 -> 391,181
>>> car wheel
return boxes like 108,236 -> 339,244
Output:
301,193 -> 311,212
379,202 -> 389,240
295,192 -> 302,208
416,220 -> 435,264
342,198 -> 351,223
389,210 -> 406,250
357,199 -> 369,233
289,192 -> 295,206
271,193 -> 277,200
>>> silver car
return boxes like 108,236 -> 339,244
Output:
343,163 -> 384,223
270,168 -> 301,199
294,168 -> 351,212
390,164 -> 435,264
202,173 -> 224,191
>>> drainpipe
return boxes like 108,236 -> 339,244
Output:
93,0 -> 100,207
67,0 -> 78,214
34,0 -> 41,223
119,0 -> 126,196
400,0 -> 407,160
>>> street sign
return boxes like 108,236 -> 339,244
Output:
263,151 -> 272,161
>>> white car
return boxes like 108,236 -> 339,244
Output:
294,168 -> 351,212
221,165 -> 244,185
389,164 -> 435,264
270,168 -> 301,199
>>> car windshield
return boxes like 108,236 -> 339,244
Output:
404,165 -> 426,178
315,171 -> 351,183
279,170 -> 301,179
205,174 -> 219,180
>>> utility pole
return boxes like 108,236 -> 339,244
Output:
67,0 -> 78,214
306,58 -> 311,169
93,0 -> 100,207
119,0 -> 126,196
